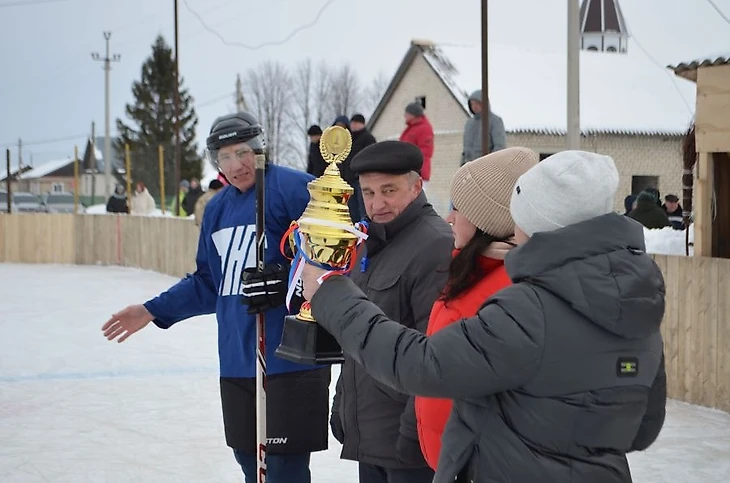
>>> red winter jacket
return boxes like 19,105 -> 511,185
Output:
415,253 -> 512,470
399,116 -> 434,181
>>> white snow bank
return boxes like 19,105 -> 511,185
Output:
643,225 -> 694,256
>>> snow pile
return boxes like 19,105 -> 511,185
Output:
84,203 -> 188,218
643,225 -> 694,256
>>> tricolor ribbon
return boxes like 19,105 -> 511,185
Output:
280,219 -> 369,311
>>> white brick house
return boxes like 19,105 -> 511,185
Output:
367,39 -> 696,216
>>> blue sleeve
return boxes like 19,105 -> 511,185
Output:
143,224 -> 218,329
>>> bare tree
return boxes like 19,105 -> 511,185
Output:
361,71 -> 390,119
329,64 -> 361,118
245,61 -> 296,166
314,60 -> 335,127
291,59 -> 315,138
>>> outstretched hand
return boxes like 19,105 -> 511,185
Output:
301,263 -> 330,301
102,304 -> 154,343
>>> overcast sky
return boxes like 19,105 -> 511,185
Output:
1,0 -> 729,169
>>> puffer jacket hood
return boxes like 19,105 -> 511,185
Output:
506,212 -> 665,339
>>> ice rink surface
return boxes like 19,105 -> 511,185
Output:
1,263 -> 728,482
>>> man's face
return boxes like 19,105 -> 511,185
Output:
190,179 -> 199,190
666,200 -> 679,212
216,142 -> 256,192
350,121 -> 365,132
469,99 -> 483,114
360,172 -> 422,224
404,112 -> 416,124
309,134 -> 321,144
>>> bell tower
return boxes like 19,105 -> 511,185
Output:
579,0 -> 629,53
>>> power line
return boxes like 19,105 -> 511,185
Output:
705,0 -> 730,24
0,0 -> 67,7
197,92 -> 235,109
181,0 -> 337,50
0,133 -> 86,149
630,35 -> 694,115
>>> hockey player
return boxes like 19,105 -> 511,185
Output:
101,111 -> 330,482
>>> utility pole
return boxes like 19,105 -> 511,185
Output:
566,0 -> 581,150
236,74 -> 247,112
17,138 -> 22,170
91,121 -> 97,205
92,31 -> 121,200
173,0 -> 182,216
480,0 -> 490,156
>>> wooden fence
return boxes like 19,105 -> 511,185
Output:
1,214 -> 728,413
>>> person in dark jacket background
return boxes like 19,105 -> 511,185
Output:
306,124 -> 328,178
301,150 -> 667,483
623,194 -> 637,215
662,194 -> 684,229
182,178 -> 203,216
328,140 -> 453,483
629,190 -> 671,229
106,184 -> 129,213
348,114 -> 376,222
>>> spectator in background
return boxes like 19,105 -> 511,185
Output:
462,90 -> 506,165
306,125 -> 327,178
662,194 -> 683,230
194,179 -> 225,227
623,194 -> 637,215
399,102 -> 434,192
131,181 -> 156,216
106,184 -> 129,214
349,113 -> 376,223
628,191 -> 671,229
177,180 -> 190,217
182,178 -> 204,216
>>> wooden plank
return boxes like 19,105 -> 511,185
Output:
694,152 -> 713,257
698,257 -> 717,407
696,64 -> 730,153
660,255 -> 681,400
717,258 -> 730,413
0,214 -> 5,262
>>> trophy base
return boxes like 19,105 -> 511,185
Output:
276,305 -> 344,365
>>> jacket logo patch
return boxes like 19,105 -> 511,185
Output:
617,357 -> 639,377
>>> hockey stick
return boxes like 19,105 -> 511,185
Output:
254,153 -> 267,482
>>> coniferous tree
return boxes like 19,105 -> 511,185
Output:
115,35 -> 201,201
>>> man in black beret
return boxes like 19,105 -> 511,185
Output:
327,140 -> 454,483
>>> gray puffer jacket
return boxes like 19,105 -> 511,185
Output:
312,213 -> 667,483
462,89 -> 507,164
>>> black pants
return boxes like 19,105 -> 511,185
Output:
358,462 -> 434,483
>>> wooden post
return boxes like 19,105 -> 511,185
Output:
5,149 -> 11,214
566,0 -> 581,150
480,0 -> 490,156
159,145 -> 166,214
694,151 -> 714,257
73,146 -> 79,214
125,144 -> 132,211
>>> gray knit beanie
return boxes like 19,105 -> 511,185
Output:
405,102 -> 424,117
510,150 -> 619,236
451,147 -> 539,238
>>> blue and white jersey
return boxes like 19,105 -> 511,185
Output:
144,164 -> 317,377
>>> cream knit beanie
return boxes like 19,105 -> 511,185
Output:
450,147 -> 539,238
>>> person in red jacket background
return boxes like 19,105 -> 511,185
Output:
414,146 -> 539,471
399,102 -> 434,191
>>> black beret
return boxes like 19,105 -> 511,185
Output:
350,140 -> 423,176
307,125 -> 323,135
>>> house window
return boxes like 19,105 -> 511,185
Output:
415,96 -> 426,109
631,175 -> 659,195
52,182 -> 65,193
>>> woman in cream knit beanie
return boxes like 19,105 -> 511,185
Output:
414,146 -> 538,471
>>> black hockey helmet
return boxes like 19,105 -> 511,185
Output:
205,111 -> 266,168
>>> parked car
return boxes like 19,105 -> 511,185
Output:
12,192 -> 43,212
41,192 -> 86,214
0,191 -> 18,213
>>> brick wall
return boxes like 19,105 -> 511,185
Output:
370,52 -> 685,217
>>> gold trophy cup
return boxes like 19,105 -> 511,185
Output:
275,126 -> 361,365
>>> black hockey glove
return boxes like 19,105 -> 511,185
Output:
241,264 -> 289,315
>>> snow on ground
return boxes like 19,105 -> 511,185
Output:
85,203 -> 192,219
644,225 -> 694,256
1,263 -> 728,482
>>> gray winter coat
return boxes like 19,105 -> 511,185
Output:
330,192 -> 454,469
312,213 -> 667,482
462,89 -> 507,164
